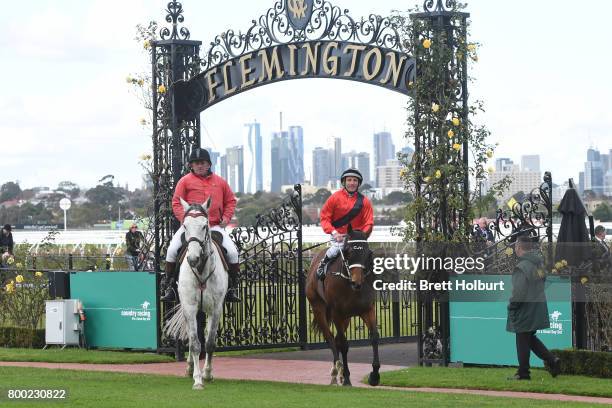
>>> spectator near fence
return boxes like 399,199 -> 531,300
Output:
506,236 -> 561,380
594,225 -> 610,273
125,224 -> 144,271
0,224 -> 14,267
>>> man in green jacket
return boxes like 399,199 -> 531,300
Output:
506,236 -> 561,380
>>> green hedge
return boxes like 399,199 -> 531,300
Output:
550,349 -> 612,378
0,327 -> 45,348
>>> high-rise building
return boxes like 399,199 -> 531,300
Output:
243,122 -> 263,193
342,151 -> 371,185
203,147 -> 221,172
331,137 -> 342,180
605,171 -> 612,197
376,159 -> 403,196
220,155 -> 227,181
521,155 -> 540,172
578,171 -> 585,197
312,147 -> 331,187
373,132 -> 395,185
271,131 -> 290,192
584,148 -> 604,195
225,146 -> 244,193
400,146 -> 414,163
495,158 -> 516,172
288,126 -> 305,184
484,161 -> 541,203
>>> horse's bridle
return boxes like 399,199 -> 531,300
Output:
183,211 -> 215,291
334,239 -> 373,281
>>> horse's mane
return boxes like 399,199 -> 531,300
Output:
347,229 -> 367,241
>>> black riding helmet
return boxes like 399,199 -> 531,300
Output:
189,148 -> 212,164
340,168 -> 363,186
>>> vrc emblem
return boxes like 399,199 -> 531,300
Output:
286,0 -> 314,30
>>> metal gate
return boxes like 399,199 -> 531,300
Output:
158,184 -> 417,354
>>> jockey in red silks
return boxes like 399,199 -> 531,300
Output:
161,148 -> 241,303
317,168 -> 374,280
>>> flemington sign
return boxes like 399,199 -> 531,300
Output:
174,41 -> 416,120
172,0 -> 415,121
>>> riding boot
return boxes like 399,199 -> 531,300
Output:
225,263 -> 241,303
317,256 -> 332,281
160,262 -> 177,302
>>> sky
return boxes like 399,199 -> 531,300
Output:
1,0 -> 611,191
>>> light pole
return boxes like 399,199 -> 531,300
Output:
59,198 -> 71,231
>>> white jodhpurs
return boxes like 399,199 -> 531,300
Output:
324,239 -> 345,259
165,225 -> 239,264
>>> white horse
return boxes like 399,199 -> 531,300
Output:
164,197 -> 228,390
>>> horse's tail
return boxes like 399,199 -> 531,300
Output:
163,303 -> 189,341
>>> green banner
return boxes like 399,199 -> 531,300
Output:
70,272 -> 157,349
449,275 -> 572,366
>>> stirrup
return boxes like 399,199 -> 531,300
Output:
317,258 -> 329,281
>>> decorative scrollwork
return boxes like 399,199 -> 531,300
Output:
200,0 -> 402,71
230,185 -> 301,253
469,172 -> 554,274
423,0 -> 457,13
490,172 -> 552,242
159,1 -> 191,40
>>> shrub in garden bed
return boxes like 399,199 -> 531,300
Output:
0,327 -> 45,348
550,349 -> 612,378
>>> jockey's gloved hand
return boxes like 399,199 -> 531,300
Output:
332,230 -> 344,242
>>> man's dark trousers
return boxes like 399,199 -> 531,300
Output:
516,331 -> 555,377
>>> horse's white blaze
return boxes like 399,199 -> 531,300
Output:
163,200 -> 229,390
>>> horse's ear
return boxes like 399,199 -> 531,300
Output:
179,197 -> 190,213
203,196 -> 212,211
348,224 -> 353,234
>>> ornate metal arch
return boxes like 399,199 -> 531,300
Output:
200,0 -> 404,71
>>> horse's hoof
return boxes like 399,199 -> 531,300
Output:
330,377 -> 338,385
192,383 -> 204,390
368,372 -> 380,386
204,375 -> 214,383
342,379 -> 352,387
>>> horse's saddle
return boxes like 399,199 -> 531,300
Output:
316,255 -> 343,304
177,231 -> 229,273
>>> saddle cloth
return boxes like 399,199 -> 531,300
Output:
177,231 -> 229,272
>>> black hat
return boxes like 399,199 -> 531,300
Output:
189,148 -> 211,164
3,224 -> 11,232
341,168 -> 363,185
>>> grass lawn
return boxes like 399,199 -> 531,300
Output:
0,348 -> 174,364
378,367 -> 612,398
0,367 -> 599,408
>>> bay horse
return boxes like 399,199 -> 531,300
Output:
306,225 -> 380,386
164,197 -> 228,390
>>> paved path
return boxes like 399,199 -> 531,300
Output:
239,342 -> 418,367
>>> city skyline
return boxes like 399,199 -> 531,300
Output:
2,0 -> 611,193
